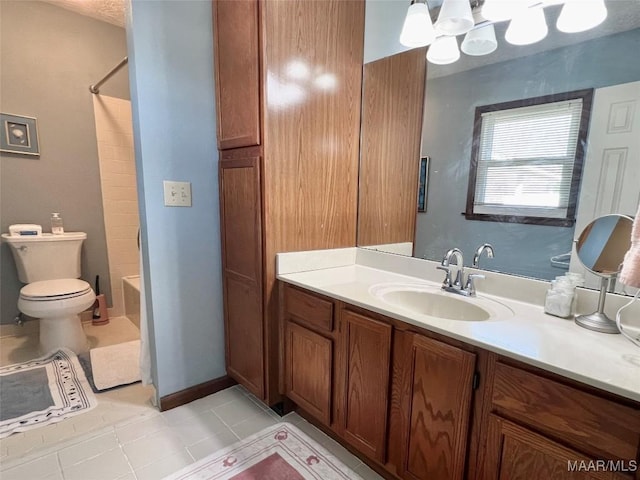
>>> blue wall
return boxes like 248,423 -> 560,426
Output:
126,0 -> 224,397
416,29 -> 640,280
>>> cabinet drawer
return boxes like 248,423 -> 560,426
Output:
491,362 -> 640,461
284,285 -> 334,333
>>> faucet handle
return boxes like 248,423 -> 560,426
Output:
436,266 -> 452,287
465,273 -> 485,296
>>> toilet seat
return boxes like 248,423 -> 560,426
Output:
20,279 -> 92,301
18,279 -> 95,322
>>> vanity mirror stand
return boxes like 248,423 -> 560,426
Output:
574,214 -> 634,334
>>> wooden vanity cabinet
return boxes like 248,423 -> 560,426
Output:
283,286 -> 336,425
477,357 -> 640,480
213,0 -> 364,404
483,415 -> 630,480
280,283 -> 640,480
281,284 -> 479,476
396,332 -> 477,480
340,308 -> 393,463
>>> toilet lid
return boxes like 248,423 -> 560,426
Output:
21,279 -> 91,298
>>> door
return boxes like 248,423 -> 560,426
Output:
402,334 -> 476,480
285,322 -> 333,425
482,414 -> 625,480
341,310 -> 392,463
571,81 -> 640,290
212,0 -> 261,149
220,153 -> 263,397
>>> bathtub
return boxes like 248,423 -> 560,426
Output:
122,275 -> 140,329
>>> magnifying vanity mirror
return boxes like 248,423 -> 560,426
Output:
574,214 -> 633,333
357,0 -> 640,294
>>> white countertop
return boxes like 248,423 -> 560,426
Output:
276,249 -> 640,403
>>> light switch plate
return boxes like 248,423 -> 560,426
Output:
163,180 -> 192,207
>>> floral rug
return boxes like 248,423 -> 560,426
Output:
0,348 -> 97,438
164,422 -> 363,480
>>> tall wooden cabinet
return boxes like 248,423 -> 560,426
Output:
219,150 -> 263,396
213,0 -> 365,404
212,0 -> 260,149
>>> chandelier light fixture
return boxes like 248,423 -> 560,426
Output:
461,23 -> 498,55
435,0 -> 474,35
505,4 -> 549,45
556,0 -> 607,33
427,35 -> 461,64
399,0 -> 610,65
400,1 -> 437,47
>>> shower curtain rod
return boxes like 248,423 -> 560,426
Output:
90,56 -> 128,94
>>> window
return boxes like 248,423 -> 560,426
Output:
465,89 -> 593,226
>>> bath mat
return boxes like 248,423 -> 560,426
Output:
0,349 -> 97,438
89,340 -> 141,391
164,422 -> 363,480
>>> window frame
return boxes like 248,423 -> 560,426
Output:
465,89 -> 594,227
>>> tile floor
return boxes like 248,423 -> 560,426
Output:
0,318 -> 382,479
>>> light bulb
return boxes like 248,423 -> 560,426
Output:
461,24 -> 498,56
557,0 -> 607,33
427,36 -> 461,65
505,5 -> 548,46
435,0 -> 474,36
400,2 -> 436,48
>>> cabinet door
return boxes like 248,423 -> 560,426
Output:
482,414 -> 625,480
341,310 -> 392,463
402,334 -> 476,480
285,322 -> 332,425
212,0 -> 260,149
220,154 -> 263,397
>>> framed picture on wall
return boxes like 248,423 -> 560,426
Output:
417,156 -> 429,212
1,113 -> 40,156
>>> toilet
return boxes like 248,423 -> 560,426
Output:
2,232 -> 95,353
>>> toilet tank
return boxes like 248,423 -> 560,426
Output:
1,232 -> 87,283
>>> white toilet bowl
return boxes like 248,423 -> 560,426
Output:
18,279 -> 95,354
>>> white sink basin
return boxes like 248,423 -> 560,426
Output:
369,283 -> 513,321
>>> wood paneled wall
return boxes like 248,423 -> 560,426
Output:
260,0 -> 365,402
262,0 -> 364,254
358,48 -> 427,248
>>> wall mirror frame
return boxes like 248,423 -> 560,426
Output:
357,0 -> 640,293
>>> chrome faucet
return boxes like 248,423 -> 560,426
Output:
441,248 -> 464,288
472,243 -> 495,268
438,247 -> 484,297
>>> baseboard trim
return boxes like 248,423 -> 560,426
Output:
159,375 -> 237,411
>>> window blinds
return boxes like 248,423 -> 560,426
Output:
473,98 -> 583,219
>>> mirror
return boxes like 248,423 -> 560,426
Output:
358,0 -> 640,287
574,214 -> 633,333
575,214 -> 633,276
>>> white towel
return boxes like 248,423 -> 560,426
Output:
619,203 -> 640,288
90,340 -> 141,390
